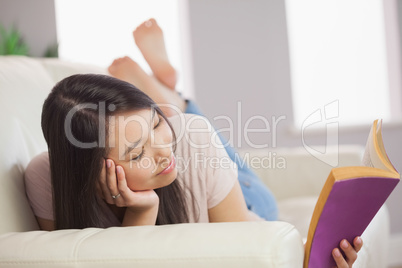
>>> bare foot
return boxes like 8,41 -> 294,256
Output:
108,56 -> 151,92
133,18 -> 177,90
108,56 -> 185,117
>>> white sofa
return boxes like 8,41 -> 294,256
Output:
0,56 -> 389,267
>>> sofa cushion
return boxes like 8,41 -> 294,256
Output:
277,196 -> 317,242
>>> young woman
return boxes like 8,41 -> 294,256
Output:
24,19 -> 362,267
107,18 -> 279,221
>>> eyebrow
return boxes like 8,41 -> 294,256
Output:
122,109 -> 157,158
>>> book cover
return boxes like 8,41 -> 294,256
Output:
304,120 -> 400,267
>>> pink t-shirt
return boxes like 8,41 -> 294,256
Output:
24,114 -> 238,226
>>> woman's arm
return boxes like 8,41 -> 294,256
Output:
122,206 -> 159,227
24,152 -> 56,231
208,180 -> 257,222
35,159 -> 159,230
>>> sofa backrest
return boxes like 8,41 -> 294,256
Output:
0,56 -> 106,234
240,145 -> 364,201
0,56 -> 52,234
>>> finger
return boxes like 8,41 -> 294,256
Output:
100,159 -> 114,204
115,165 -> 128,207
99,159 -> 114,204
332,248 -> 348,268
340,239 -> 358,266
353,236 -> 363,253
106,159 -> 119,204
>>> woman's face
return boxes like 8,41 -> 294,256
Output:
107,109 -> 177,191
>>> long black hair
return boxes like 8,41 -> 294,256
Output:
41,74 -> 189,229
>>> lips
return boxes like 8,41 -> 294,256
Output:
158,153 -> 176,175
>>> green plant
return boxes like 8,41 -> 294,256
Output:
43,42 -> 58,58
0,24 -> 29,55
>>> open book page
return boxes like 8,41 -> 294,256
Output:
362,120 -> 396,172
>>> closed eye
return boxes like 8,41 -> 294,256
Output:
131,116 -> 162,161
131,147 -> 145,161
131,115 -> 163,161
154,115 -> 162,129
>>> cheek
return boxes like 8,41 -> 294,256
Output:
158,124 -> 173,145
123,163 -> 152,190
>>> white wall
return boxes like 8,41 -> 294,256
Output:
186,0 -> 402,235
187,0 -> 295,147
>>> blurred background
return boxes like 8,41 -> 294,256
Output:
1,0 -> 401,265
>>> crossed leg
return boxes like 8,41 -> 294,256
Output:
108,19 -> 185,117
133,18 -> 177,90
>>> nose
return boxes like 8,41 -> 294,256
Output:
154,146 -> 172,164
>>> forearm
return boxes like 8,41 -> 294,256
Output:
121,206 -> 159,227
247,210 -> 264,221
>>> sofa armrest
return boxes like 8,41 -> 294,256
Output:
0,221 -> 303,268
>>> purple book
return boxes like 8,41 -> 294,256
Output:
304,120 -> 400,267
306,174 -> 399,267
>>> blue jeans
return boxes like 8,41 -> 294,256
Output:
184,99 -> 278,221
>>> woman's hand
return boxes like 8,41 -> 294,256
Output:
97,159 -> 159,225
332,236 -> 363,268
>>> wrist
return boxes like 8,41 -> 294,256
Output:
122,204 -> 158,226
126,201 -> 158,213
